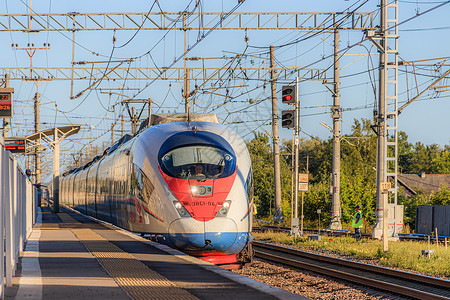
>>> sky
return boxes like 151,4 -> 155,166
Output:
1,0 -> 449,181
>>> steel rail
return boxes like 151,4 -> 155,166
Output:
253,241 -> 450,300
253,226 -> 450,242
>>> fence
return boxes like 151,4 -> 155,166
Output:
0,138 -> 35,299
416,205 -> 450,236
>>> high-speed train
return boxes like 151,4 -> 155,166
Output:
60,113 -> 254,268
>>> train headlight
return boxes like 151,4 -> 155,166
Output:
190,185 -> 212,196
173,201 -> 191,218
216,200 -> 232,217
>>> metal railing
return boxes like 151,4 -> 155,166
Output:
0,137 -> 36,299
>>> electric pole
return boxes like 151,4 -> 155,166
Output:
183,12 -> 190,115
372,0 -> 388,250
34,92 -> 41,186
121,115 -> 125,136
131,107 -> 136,134
184,68 -> 191,115
270,46 -> 283,223
2,74 -> 10,138
329,27 -> 342,230
148,98 -> 152,120
294,77 -> 300,234
111,123 -> 115,145
70,14 -> 76,99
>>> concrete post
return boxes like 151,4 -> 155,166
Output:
53,128 -> 60,213
0,146 -> 4,297
270,45 -> 283,223
294,77 -> 300,234
18,170 -> 24,253
184,68 -> 191,116
12,159 -> 18,275
34,92 -> 41,186
26,178 -> 33,236
111,123 -> 115,145
5,152 -> 13,286
330,27 -> 342,230
121,115 -> 125,136
373,0 -> 388,249
132,107 -> 137,134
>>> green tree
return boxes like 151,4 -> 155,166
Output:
247,118 -> 448,228
247,132 -> 273,217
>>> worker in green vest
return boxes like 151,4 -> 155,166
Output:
25,169 -> 33,183
253,202 -> 258,217
352,205 -> 363,240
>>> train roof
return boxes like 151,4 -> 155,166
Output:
150,113 -> 218,125
62,113 -> 219,177
108,134 -> 132,155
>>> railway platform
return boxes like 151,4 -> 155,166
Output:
5,206 -> 305,300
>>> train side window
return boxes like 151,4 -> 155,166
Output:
141,173 -> 154,204
245,168 -> 253,203
131,164 -> 154,204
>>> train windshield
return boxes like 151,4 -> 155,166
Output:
160,145 -> 236,180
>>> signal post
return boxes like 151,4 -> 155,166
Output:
281,81 -> 300,235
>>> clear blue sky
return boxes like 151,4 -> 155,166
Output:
1,0 -> 449,180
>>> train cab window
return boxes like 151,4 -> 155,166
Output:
160,145 -> 236,180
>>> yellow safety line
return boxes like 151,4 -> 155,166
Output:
57,213 -> 197,300
57,213 -> 79,224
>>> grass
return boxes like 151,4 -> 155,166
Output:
253,231 -> 450,277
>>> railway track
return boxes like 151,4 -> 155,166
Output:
253,226 -> 449,242
253,241 -> 450,300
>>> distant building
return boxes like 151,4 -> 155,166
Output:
397,173 -> 450,197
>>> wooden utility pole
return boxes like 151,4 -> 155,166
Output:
270,46 -> 283,223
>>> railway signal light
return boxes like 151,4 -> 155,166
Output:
282,110 -> 295,129
282,85 -> 296,104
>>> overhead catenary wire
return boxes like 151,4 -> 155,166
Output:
7,0 -> 450,169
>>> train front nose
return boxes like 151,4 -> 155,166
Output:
168,218 -> 243,252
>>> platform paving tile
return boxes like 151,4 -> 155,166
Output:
6,208 -> 304,299
6,211 -> 130,299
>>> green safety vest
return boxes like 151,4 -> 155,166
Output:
352,211 -> 363,228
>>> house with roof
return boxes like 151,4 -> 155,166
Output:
397,173 -> 450,197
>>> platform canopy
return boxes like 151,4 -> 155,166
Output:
25,125 -> 81,152
26,125 -> 81,142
